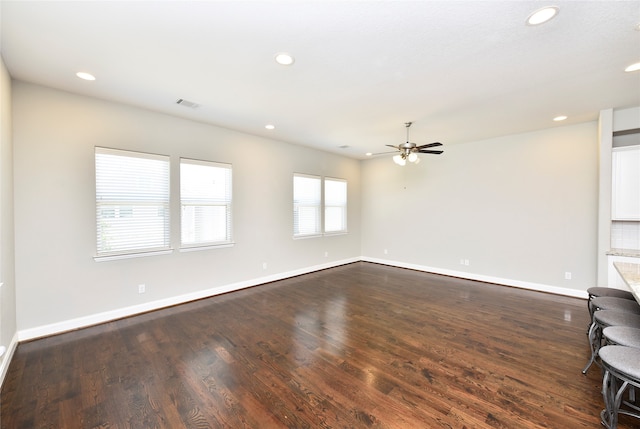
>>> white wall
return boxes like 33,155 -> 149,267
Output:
597,108 -> 614,285
8,78 -> 612,338
0,56 -> 17,379
12,82 -> 361,337
613,106 -> 640,131
361,122 -> 599,295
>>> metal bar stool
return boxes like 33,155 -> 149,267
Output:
591,297 -> 640,318
583,309 -> 640,374
587,287 -> 636,326
603,326 -> 640,349
599,345 -> 640,429
585,298 -> 640,371
588,287 -> 636,301
603,326 -> 640,404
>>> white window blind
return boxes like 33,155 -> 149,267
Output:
180,159 -> 233,248
95,147 -> 170,257
293,174 -> 321,237
324,177 -> 347,233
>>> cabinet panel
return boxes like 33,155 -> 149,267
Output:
612,145 -> 640,220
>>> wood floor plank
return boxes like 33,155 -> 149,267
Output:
1,262 -> 633,428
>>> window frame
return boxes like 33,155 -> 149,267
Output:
293,173 -> 322,238
293,173 -> 349,239
179,158 -> 234,251
324,176 -> 348,235
94,147 -> 171,261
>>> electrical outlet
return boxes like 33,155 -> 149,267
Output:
384,249 -> 388,255
565,272 -> 572,280
324,251 -> 329,257
464,259 -> 470,266
138,284 -> 146,294
262,262 -> 268,270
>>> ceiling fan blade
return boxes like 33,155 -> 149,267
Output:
418,150 -> 444,155
415,142 -> 443,149
385,144 -> 400,149
369,150 -> 398,156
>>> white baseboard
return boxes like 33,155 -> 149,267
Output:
17,255 -> 587,342
18,257 -> 360,342
0,331 -> 19,386
361,257 -> 589,299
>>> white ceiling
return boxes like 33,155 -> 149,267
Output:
1,1 -> 639,159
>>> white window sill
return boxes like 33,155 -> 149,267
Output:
94,248 -> 174,262
179,242 -> 235,252
293,231 -> 348,240
293,233 -> 323,240
324,231 -> 348,237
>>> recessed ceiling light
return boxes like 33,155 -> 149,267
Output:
365,152 -> 373,157
526,6 -> 559,26
265,124 -> 275,130
625,62 -> 640,72
274,53 -> 295,66
553,115 -> 568,121
76,71 -> 96,81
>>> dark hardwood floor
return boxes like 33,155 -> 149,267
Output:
1,262 -> 632,428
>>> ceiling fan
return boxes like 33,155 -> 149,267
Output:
375,122 -> 443,165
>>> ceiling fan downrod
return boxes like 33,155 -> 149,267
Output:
405,122 -> 412,142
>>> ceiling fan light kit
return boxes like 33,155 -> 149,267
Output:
393,154 -> 406,166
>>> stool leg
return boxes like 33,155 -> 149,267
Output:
612,380 -> 630,429
602,369 -> 613,428
583,321 -> 600,374
601,369 -> 627,429
587,297 -> 594,334
587,297 -> 592,334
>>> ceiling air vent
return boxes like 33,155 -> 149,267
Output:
176,98 -> 200,109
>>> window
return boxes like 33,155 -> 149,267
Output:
324,177 -> 347,233
293,174 -> 321,237
95,147 -> 170,258
293,174 -> 348,237
180,159 -> 233,248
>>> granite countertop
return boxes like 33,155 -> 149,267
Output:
607,248 -> 640,258
614,262 -> 640,303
